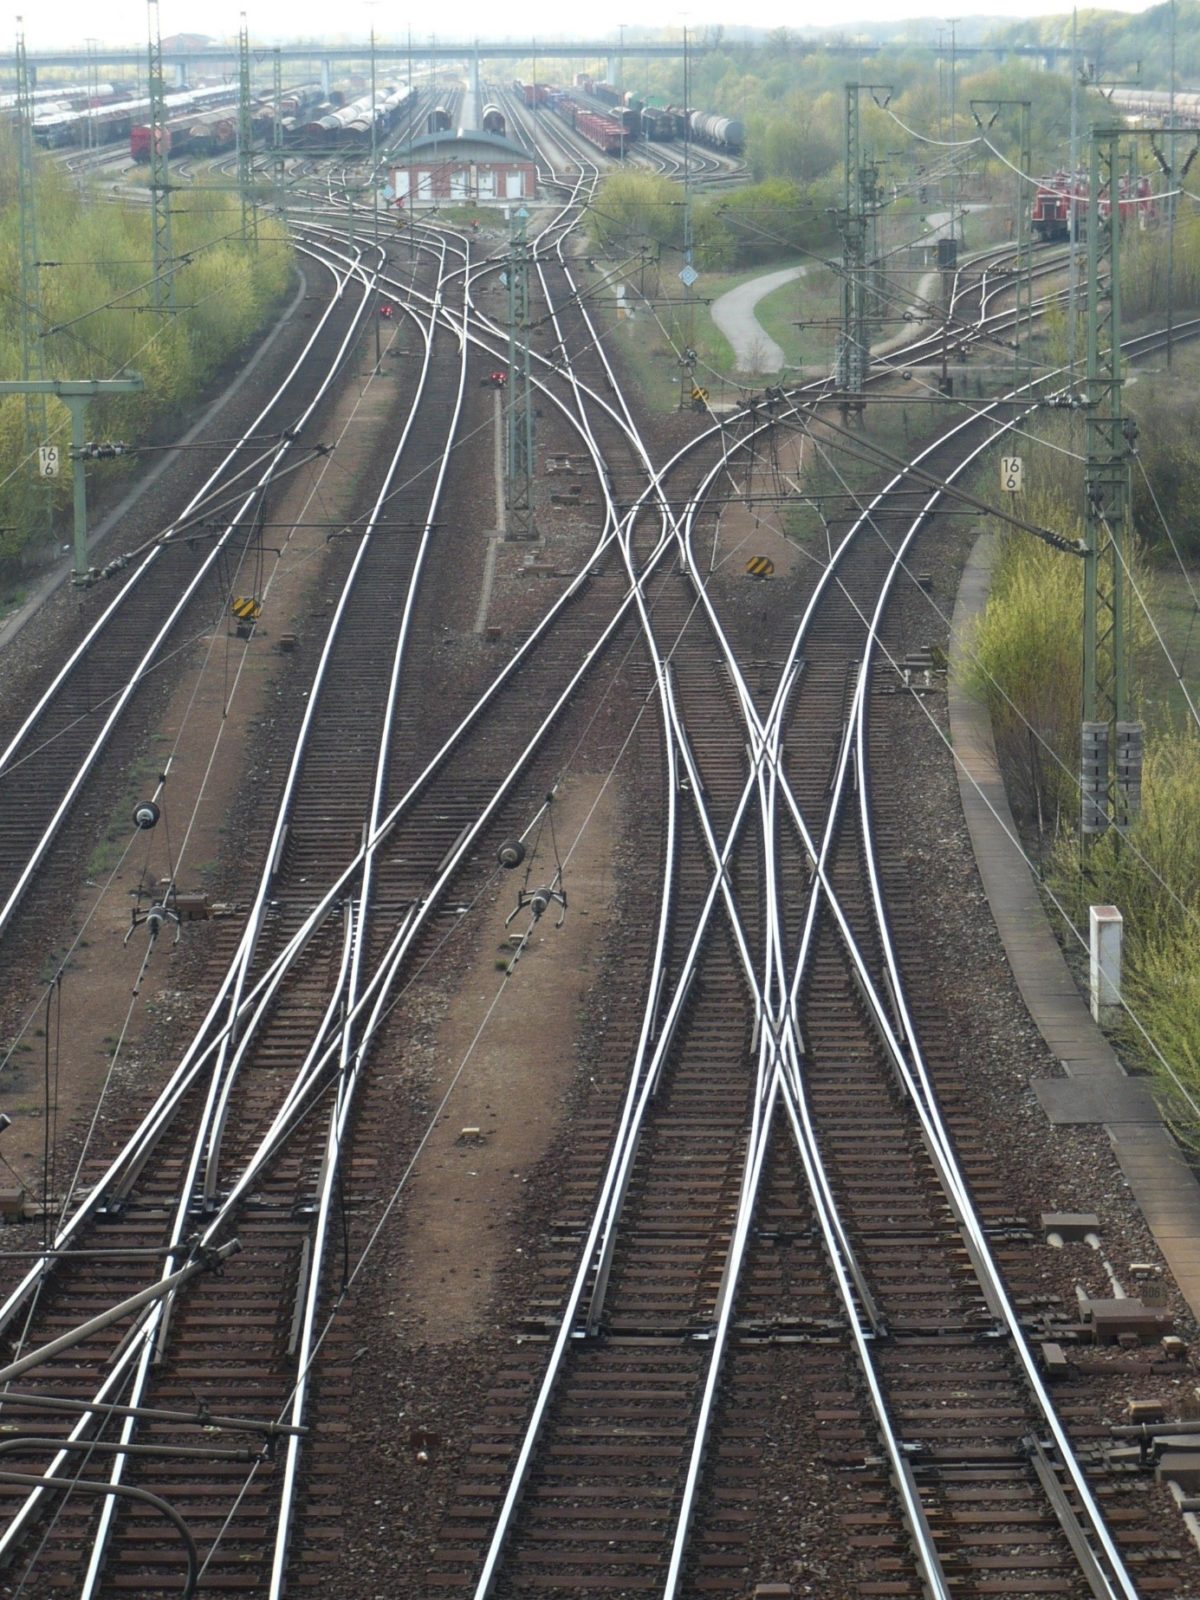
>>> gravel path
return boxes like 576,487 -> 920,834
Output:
710,263 -> 807,373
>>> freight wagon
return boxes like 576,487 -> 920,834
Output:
551,94 -> 625,156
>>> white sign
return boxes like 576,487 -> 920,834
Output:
1000,455 -> 1023,493
38,445 -> 60,478
678,264 -> 698,288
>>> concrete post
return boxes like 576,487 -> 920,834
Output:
321,57 -> 331,97
1089,904 -> 1123,1023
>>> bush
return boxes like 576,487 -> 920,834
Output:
1053,734 -> 1200,1136
0,134 -> 292,566
964,491 -> 1089,827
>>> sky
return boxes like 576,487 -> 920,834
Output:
18,0 -> 1158,54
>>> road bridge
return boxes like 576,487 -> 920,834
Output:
15,35 -> 1075,87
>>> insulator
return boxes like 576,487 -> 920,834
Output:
529,888 -> 552,916
497,840 -> 525,869
132,800 -> 161,830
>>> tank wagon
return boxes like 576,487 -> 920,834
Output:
688,110 -> 744,154
303,86 -> 415,149
481,103 -> 506,136
427,106 -> 452,133
1108,86 -> 1200,126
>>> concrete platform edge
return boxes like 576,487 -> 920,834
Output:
948,529 -> 1200,1322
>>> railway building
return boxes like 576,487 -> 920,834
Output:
392,130 -> 537,203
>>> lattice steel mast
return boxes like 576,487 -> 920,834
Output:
147,0 -> 176,311
14,19 -> 49,480
1081,126 -> 1137,839
237,13 -> 258,245
505,207 -> 536,541
836,84 -> 886,406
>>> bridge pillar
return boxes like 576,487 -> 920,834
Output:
606,55 -> 617,85
174,60 -> 188,88
321,57 -> 331,97
470,48 -> 480,97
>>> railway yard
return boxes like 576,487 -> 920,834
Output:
3,44 -> 1200,1600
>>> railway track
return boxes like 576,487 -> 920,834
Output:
1,108 -> 1196,1600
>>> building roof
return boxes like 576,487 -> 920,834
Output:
401,129 -> 531,162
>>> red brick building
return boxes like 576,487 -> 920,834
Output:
392,131 -> 537,206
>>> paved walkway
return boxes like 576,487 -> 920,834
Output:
949,532 -> 1200,1322
710,264 -> 807,374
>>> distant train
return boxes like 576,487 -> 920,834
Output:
35,83 -> 235,149
687,110 -> 744,154
428,106 -> 452,133
481,103 -> 506,136
1031,171 -> 1157,240
638,104 -> 744,154
551,95 -> 625,158
1108,86 -> 1200,127
301,86 -> 416,150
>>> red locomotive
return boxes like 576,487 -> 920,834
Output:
1032,171 -> 1157,240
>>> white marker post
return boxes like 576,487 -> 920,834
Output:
1089,904 -> 1123,1024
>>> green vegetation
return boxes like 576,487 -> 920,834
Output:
1055,738 -> 1200,1138
966,390 -> 1200,1132
0,133 -> 292,568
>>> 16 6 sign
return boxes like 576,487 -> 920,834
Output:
1000,455 -> 1023,493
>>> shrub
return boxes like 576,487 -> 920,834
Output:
0,133 -> 292,567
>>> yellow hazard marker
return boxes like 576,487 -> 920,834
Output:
691,386 -> 709,403
745,556 -> 775,579
232,596 -> 262,621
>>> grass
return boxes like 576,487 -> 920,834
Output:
961,405 -> 1200,1136
598,255 -> 840,410
85,747 -> 163,879
1136,566 -> 1200,735
753,266 -> 841,374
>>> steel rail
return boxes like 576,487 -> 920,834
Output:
196,229 -> 450,1205
0,231 -> 402,1573
264,225 -> 473,1599
0,181 -> 1113,1580
75,268 -> 408,1600
0,209 -> 694,1587
0,235 -> 387,1338
0,244 -> 377,944
68,230 -> 457,1600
